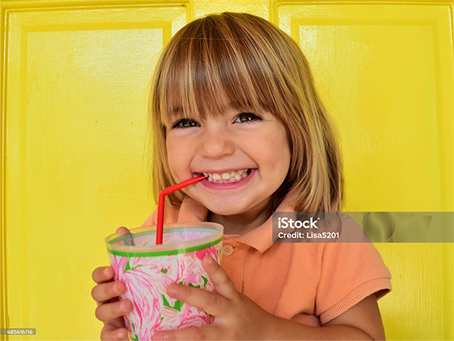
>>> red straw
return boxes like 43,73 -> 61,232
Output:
156,175 -> 206,245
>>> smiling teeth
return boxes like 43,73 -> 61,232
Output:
203,169 -> 250,183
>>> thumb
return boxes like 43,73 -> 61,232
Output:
116,226 -> 131,235
178,197 -> 208,223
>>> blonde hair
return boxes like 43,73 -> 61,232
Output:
150,12 -> 343,212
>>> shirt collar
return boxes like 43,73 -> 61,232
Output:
225,195 -> 296,253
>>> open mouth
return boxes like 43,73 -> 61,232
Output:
194,169 -> 252,184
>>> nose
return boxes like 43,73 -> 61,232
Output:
199,127 -> 235,159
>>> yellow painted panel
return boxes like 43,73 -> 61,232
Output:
2,3 -> 188,340
375,243 -> 453,340
194,0 -> 269,20
275,2 -> 454,340
275,2 -> 453,212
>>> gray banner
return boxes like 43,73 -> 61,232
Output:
272,212 -> 454,243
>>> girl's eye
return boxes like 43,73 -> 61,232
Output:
235,113 -> 261,123
172,119 -> 200,128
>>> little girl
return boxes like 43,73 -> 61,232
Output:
91,12 -> 391,340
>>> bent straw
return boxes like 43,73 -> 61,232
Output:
156,175 -> 206,245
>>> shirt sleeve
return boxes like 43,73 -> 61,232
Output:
316,217 -> 392,324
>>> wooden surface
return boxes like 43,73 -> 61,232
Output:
1,0 -> 453,340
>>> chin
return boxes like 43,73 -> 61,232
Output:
207,206 -> 245,217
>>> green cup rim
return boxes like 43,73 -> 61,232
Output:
105,222 -> 223,257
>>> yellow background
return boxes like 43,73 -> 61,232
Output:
1,0 -> 453,340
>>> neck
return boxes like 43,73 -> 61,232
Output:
207,200 -> 273,235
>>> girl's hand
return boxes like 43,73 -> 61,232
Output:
153,254 -> 276,341
91,227 -> 133,341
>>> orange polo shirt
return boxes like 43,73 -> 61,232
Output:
143,197 -> 392,326
221,220 -> 391,326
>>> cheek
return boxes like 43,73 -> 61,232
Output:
271,129 -> 291,177
166,140 -> 182,176
269,129 -> 291,161
166,138 -> 193,178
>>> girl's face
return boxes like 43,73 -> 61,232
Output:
165,106 -> 291,217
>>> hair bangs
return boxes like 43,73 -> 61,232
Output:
157,15 -> 280,126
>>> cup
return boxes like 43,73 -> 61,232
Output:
105,222 -> 223,341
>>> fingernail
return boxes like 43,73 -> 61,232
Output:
121,300 -> 128,312
117,332 -> 124,339
167,283 -> 179,295
205,254 -> 214,264
104,267 -> 110,277
113,282 -> 121,294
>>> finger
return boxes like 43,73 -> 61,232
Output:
101,322 -> 129,341
178,197 -> 207,223
116,226 -> 130,236
92,266 -> 115,284
166,282 -> 228,317
202,255 -> 238,300
154,324 -> 220,341
95,299 -> 133,322
92,281 -> 126,303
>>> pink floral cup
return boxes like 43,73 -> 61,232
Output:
105,222 -> 223,341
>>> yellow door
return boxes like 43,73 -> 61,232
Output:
1,0 -> 453,340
